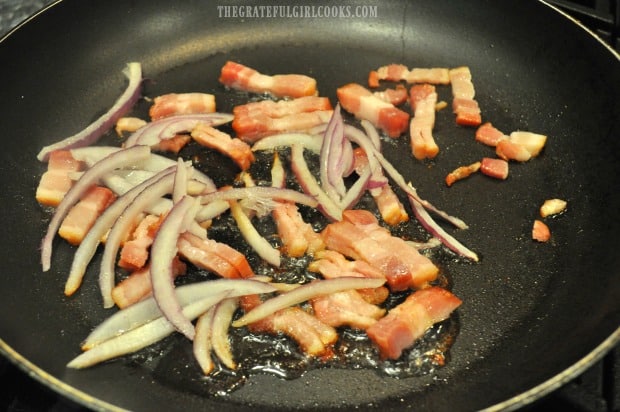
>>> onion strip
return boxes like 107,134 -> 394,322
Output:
229,199 -> 281,267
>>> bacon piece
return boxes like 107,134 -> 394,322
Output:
232,97 -> 333,143
178,232 -> 255,279
480,157 -> 509,180
337,83 -> 409,138
373,85 -> 408,106
321,210 -> 439,291
532,219 -> 551,242
475,122 -> 507,147
449,67 -> 481,127
368,70 -> 380,88
307,250 -> 389,305
149,93 -> 216,120
153,134 -> 191,154
406,68 -> 450,85
36,150 -> 84,207
540,199 -> 567,218
311,289 -> 385,330
246,307 -> 337,357
111,257 -> 187,309
58,186 -> 116,246
445,161 -> 481,187
366,286 -> 462,360
352,148 -> 408,226
376,64 -> 409,81
409,84 -> 439,159
509,131 -> 547,157
115,117 -> 147,136
191,123 -> 255,170
496,140 -> 532,162
219,61 -> 317,98
272,202 -> 325,257
118,214 -> 161,270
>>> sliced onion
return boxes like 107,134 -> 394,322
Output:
98,171 -> 178,308
68,291 -> 231,369
173,157 -> 189,203
232,277 -> 386,327
82,278 -> 276,349
320,104 -> 350,201
65,166 -> 175,297
150,195 -> 201,340
270,153 -> 286,189
41,145 -> 151,272
409,194 -> 479,261
229,199 -> 281,267
37,63 -> 143,162
210,297 -> 238,370
124,113 -> 233,148
290,143 -> 343,221
195,200 -> 230,223
193,306 -> 216,374
199,186 -> 318,209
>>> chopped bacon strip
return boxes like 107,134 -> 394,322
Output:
337,83 -> 409,138
540,198 -> 567,218
409,84 -> 439,160
366,286 -> 462,360
272,202 -> 325,257
311,289 -> 385,330
321,210 -> 439,291
118,214 -> 162,270
475,122 -> 508,147
373,85 -> 408,106
178,232 -> 255,279
191,123 -> 255,170
36,150 -> 84,207
445,161 -> 481,187
532,219 -> 551,242
153,134 -> 191,154
352,148 -> 408,226
115,117 -> 147,136
58,186 -> 116,246
406,68 -> 450,85
219,61 -> 317,98
232,96 -> 333,143
376,64 -> 409,81
509,131 -> 547,157
368,70 -> 380,88
449,67 -> 481,127
111,257 -> 187,309
496,139 -> 532,162
480,157 -> 509,180
149,93 -> 216,120
308,250 -> 389,305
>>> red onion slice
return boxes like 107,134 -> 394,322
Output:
193,306 -> 216,374
210,297 -> 239,370
124,113 -> 233,148
232,277 -> 385,327
83,278 -> 276,349
65,166 -> 175,297
40,145 -> 151,272
150,195 -> 201,340
199,186 -> 318,209
37,63 -> 143,162
251,132 -> 323,154
229,199 -> 281,267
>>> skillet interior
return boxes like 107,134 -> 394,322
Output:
0,0 -> 618,410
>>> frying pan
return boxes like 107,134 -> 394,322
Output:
0,0 -> 618,410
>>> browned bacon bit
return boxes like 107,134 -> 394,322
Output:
337,83 -> 409,138
153,134 -> 191,154
409,84 -> 440,160
191,123 -> 255,171
149,93 -> 216,121
115,117 -> 147,136
58,186 -> 116,246
480,157 -> 509,180
449,66 -> 482,127
372,64 -> 450,85
36,150 -> 84,207
219,61 -> 318,99
321,210 -> 439,291
307,250 -> 389,305
118,214 -> 161,270
445,161 -> 481,187
532,219 -> 551,242
111,257 -> 187,309
368,70 -> 380,88
272,202 -> 325,258
540,198 -> 567,218
366,286 -> 462,360
232,96 -> 333,143
311,289 -> 386,330
372,84 -> 409,106
496,139 -> 532,162
475,122 -> 508,147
